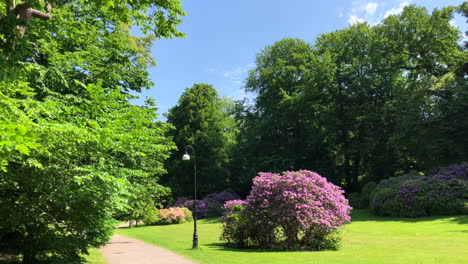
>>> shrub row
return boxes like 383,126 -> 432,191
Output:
370,163 -> 468,217
220,170 -> 351,250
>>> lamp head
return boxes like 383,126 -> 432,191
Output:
182,153 -> 190,161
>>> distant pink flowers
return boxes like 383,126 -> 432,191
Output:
158,207 -> 193,224
221,170 -> 352,250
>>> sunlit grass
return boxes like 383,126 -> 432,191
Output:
83,248 -> 107,264
116,210 -> 468,264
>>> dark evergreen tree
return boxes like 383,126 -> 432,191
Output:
164,84 -> 237,197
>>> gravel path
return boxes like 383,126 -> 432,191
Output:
99,234 -> 198,264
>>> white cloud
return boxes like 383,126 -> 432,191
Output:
348,15 -> 365,25
347,1 -> 379,25
345,1 -> 415,25
384,1 -> 410,18
364,2 -> 378,15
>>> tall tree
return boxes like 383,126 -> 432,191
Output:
164,84 -> 237,197
0,0 -> 183,263
230,38 -> 332,195
232,4 -> 467,194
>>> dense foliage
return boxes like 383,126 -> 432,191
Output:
0,1 -> 183,263
347,181 -> 377,209
230,4 -> 468,195
370,164 -> 468,217
220,170 -> 351,250
163,84 -> 238,197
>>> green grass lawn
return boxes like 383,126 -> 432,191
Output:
83,248 -> 106,264
116,210 -> 468,264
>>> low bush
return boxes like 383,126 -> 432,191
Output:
204,191 -> 239,217
371,163 -> 468,217
173,191 -> 239,218
220,200 -> 250,247
173,197 -> 208,219
144,207 -> 193,225
348,192 -> 364,209
142,210 -> 162,225
220,170 -> 352,250
348,181 -> 377,209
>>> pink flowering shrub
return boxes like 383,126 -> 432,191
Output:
220,170 -> 352,250
144,207 -> 193,225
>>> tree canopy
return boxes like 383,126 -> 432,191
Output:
0,0 -> 183,263
230,4 -> 467,195
164,84 -> 237,197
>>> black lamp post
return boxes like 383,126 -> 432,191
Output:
182,145 -> 198,249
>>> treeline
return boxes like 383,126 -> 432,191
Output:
165,4 -> 468,197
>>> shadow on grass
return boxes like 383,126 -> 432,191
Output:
350,209 -> 468,224
199,217 -> 221,224
449,215 -> 468,225
203,242 -> 338,253
117,226 -> 145,229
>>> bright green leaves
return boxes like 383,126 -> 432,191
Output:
0,80 -> 176,263
1,0 -> 185,38
0,80 -> 44,172
77,0 -> 186,38
1,1 -> 181,262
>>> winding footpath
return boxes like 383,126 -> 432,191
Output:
99,234 -> 198,264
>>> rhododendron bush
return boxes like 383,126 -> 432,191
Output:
220,170 -> 352,250
371,163 -> 468,217
173,191 -> 239,218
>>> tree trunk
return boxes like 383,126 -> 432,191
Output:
22,229 -> 37,264
22,249 -> 36,264
7,1 -> 52,36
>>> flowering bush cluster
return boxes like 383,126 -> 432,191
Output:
371,163 -> 468,217
220,170 -> 352,250
204,191 -> 240,217
173,197 -> 208,219
173,191 -> 239,218
143,207 -> 193,225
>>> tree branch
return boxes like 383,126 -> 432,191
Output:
31,2 -> 51,20
11,1 -> 53,36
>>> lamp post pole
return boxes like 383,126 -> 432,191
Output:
183,145 -> 198,249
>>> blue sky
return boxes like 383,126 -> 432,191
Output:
132,0 -> 466,119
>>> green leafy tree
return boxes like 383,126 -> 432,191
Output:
164,84 -> 237,197
230,38 -> 333,194
0,83 -> 175,263
232,4 -> 467,194
0,0 -> 182,263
